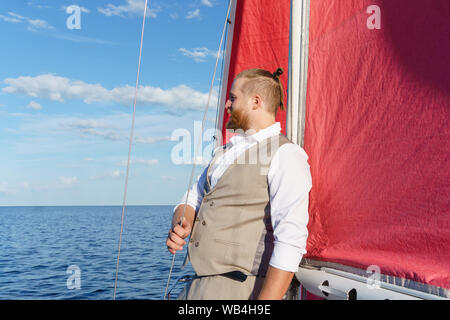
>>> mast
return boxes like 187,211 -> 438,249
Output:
287,0 -> 310,147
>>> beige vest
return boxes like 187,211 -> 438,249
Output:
188,133 -> 291,277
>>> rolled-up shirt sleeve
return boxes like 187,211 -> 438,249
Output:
267,143 -> 312,273
173,167 -> 207,214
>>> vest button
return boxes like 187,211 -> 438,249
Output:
202,221 -> 206,226
195,242 -> 199,247
209,201 -> 214,207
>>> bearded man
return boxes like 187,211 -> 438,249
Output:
166,68 -> 312,300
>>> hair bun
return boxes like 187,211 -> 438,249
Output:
272,67 -> 284,79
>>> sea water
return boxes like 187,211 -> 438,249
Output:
0,205 -> 193,299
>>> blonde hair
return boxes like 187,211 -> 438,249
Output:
235,68 -> 285,115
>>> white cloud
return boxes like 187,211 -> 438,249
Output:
64,119 -> 112,130
59,176 -> 78,186
134,135 -> 171,144
2,74 -> 216,111
0,16 -> 21,23
62,5 -> 90,14
27,2 -> 51,9
2,9 -> 115,44
5,111 -> 205,160
62,119 -> 121,141
8,12 -> 26,20
120,159 -> 159,166
106,170 -> 123,178
56,117 -> 173,145
28,19 -> 54,30
0,180 -> 48,195
161,175 -> 176,181
178,47 -> 219,62
98,0 -> 160,18
51,34 -> 122,46
201,0 -> 213,7
90,170 -> 125,180
0,13 -> 22,23
79,128 -> 121,141
0,11 -> 54,31
27,101 -> 42,110
186,9 -> 200,20
0,182 -> 14,195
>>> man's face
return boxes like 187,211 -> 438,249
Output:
225,78 -> 251,132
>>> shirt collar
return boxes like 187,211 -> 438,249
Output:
229,122 -> 281,145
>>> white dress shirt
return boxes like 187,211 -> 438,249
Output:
174,122 -> 312,273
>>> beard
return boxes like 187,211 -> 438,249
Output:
225,107 -> 250,132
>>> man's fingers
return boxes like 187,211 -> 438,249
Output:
167,245 -> 178,255
166,237 -> 184,252
181,218 -> 192,234
168,230 -> 186,246
172,224 -> 185,238
167,217 -> 192,254
172,220 -> 191,239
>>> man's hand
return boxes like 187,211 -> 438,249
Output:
166,217 -> 192,254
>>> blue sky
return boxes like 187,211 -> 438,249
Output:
0,0 -> 228,206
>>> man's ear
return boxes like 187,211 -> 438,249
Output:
252,94 -> 262,110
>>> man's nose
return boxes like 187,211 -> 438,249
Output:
225,100 -> 232,113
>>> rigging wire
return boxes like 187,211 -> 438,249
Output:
163,0 -> 234,300
113,0 -> 149,300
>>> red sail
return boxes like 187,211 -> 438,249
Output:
304,0 -> 450,294
220,0 -> 449,297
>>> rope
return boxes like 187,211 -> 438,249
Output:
163,0 -> 234,300
113,0 -> 149,300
